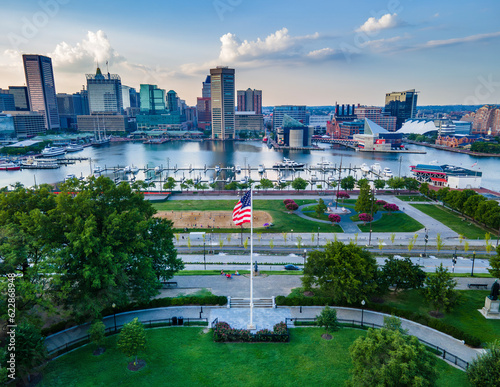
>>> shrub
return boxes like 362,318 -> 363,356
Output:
283,199 -> 294,205
328,214 -> 341,223
383,203 -> 399,213
286,202 -> 299,211
376,200 -> 387,206
213,321 -> 289,342
358,213 -> 373,225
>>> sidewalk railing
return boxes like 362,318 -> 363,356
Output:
285,317 -> 469,370
47,317 -> 208,358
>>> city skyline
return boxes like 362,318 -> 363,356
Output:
1,0 -> 500,107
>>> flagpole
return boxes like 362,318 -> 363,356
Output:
248,187 -> 255,330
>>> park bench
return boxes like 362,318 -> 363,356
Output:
467,283 -> 488,290
161,281 -> 178,289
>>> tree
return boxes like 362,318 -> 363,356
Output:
89,320 -> 106,352
419,182 -> 430,197
422,263 -> 459,314
163,177 -> 177,190
463,195 -> 486,219
340,176 -> 355,192
51,176 -> 180,318
117,318 -> 146,366
357,178 -> 369,189
328,214 -> 341,225
383,203 -> 399,214
488,246 -> 500,278
467,340 -> 500,386
291,177 -> 308,191
257,178 -> 274,190
386,177 -> 405,194
224,181 -> 239,190
347,325 -> 437,387
302,241 -> 378,304
355,185 -> 374,214
316,306 -> 340,332
404,177 -> 419,193
314,198 -> 327,217
374,179 -> 385,190
14,322 -> 47,383
358,213 -> 373,225
382,256 -> 426,292
286,202 -> 298,211
336,192 -> 350,203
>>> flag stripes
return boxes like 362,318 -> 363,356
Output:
232,190 -> 251,225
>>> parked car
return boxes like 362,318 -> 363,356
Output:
284,264 -> 300,271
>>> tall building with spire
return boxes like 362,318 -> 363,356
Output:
86,66 -> 123,114
22,54 -> 59,130
210,66 -> 235,139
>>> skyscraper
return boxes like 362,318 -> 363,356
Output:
237,88 -> 262,114
384,89 -> 418,130
140,84 -> 166,113
166,90 -> 179,114
8,86 -> 30,111
210,66 -> 235,139
86,66 -> 123,114
273,105 -> 306,131
22,54 -> 60,130
202,75 -> 211,98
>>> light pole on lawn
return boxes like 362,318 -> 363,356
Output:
112,303 -> 117,333
317,227 -> 320,248
303,249 -> 307,266
361,300 -> 366,327
471,251 -> 476,277
203,240 -> 206,270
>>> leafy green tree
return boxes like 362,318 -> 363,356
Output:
489,246 -> 500,278
316,306 -> 340,333
340,176 -> 356,192
463,195 -> 486,219
14,322 -> 47,383
357,178 -> 369,189
291,177 -> 308,191
257,178 -> 274,190
355,184 -> 375,215
404,177 -> 419,193
314,198 -> 327,217
89,320 -> 106,351
162,177 -> 176,190
381,256 -> 426,292
386,177 -> 405,194
52,177 -> 180,318
419,182 -> 430,197
467,340 -> 500,386
422,263 -> 459,314
117,318 -> 146,366
302,241 -> 378,304
224,181 -> 239,190
347,325 -> 437,387
374,179 -> 385,190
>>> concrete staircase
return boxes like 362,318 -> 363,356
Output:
228,297 -> 275,309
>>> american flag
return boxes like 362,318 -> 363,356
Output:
232,190 -> 252,226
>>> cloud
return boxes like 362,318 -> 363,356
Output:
413,31 -> 500,50
181,28 -> 322,74
359,35 -> 410,51
307,47 -> 339,60
357,13 -> 401,33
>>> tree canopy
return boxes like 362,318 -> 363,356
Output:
422,263 -> 458,314
291,177 -> 308,191
340,176 -> 356,192
302,241 -> 378,304
117,317 -> 146,366
382,256 -> 426,292
467,340 -> 500,386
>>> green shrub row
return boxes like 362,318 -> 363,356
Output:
275,295 -> 482,347
213,321 -> 289,343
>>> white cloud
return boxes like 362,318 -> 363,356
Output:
307,47 -> 338,59
414,31 -> 500,50
357,13 -> 401,33
181,28 -> 321,74
359,35 -> 410,51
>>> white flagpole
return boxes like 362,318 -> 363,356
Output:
248,187 -> 255,329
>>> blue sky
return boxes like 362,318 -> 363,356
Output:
1,0 -> 499,106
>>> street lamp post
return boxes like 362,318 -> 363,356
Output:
368,187 -> 375,247
203,240 -> 206,270
112,303 -> 117,333
361,300 -> 366,327
291,229 -> 293,242
303,249 -> 307,266
471,251 -> 476,277
452,247 -> 457,273
317,227 -> 320,248
423,228 -> 428,257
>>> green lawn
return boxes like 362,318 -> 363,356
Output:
410,204 -> 488,239
382,289 -> 500,344
40,328 -> 467,387
398,195 -> 431,202
154,200 -> 342,233
357,213 -> 424,233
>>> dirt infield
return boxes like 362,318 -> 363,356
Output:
156,210 -> 273,229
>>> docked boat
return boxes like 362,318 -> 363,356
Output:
310,173 -> 318,182
215,165 -> 221,173
21,157 -> 59,169
93,166 -> 102,174
209,177 -> 215,184
235,165 -> 241,174
371,163 -> 381,174
360,163 -> 370,173
65,173 -> 76,181
317,161 -> 333,169
272,158 -> 305,170
0,162 -> 21,171
383,167 -> 393,178
124,165 -> 139,174
262,137 -> 268,143
258,165 -> 265,173
65,143 -> 84,152
154,166 -> 162,174
41,146 -> 66,157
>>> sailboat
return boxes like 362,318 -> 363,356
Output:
91,116 -> 111,147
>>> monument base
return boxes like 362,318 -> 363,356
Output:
479,297 -> 500,319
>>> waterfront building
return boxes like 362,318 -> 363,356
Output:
136,113 -> 183,130
326,103 -> 357,137
272,105 -> 306,131
237,88 -> 262,114
86,67 -> 123,114
355,106 -> 397,132
276,114 -> 311,147
7,86 -> 30,111
398,119 -> 458,137
353,119 -> 403,150
166,90 -> 179,114
308,115 -> 331,132
2,111 -> 45,138
235,112 -> 264,134
470,105 -> 500,135
384,89 -> 418,130
435,134 -> 478,148
410,164 -> 482,189
202,75 -> 211,98
0,92 -> 16,111
210,66 -> 235,139
140,84 -> 166,113
197,97 -> 211,131
0,113 -> 16,139
339,120 -> 364,139
77,114 -> 126,133
22,54 -> 60,130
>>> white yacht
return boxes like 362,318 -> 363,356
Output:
93,166 -> 102,174
65,143 -> 84,152
370,163 -> 381,174
360,163 -> 370,173
383,167 -> 393,178
235,165 -> 241,174
41,146 -> 66,157
258,165 -> 265,173
65,173 -> 76,181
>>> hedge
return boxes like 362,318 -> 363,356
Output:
213,321 -> 289,343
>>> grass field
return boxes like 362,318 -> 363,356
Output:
410,204 -> 489,239
357,213 -> 425,233
153,200 -> 341,233
40,328 -> 468,387
398,195 -> 432,202
382,289 -> 500,344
